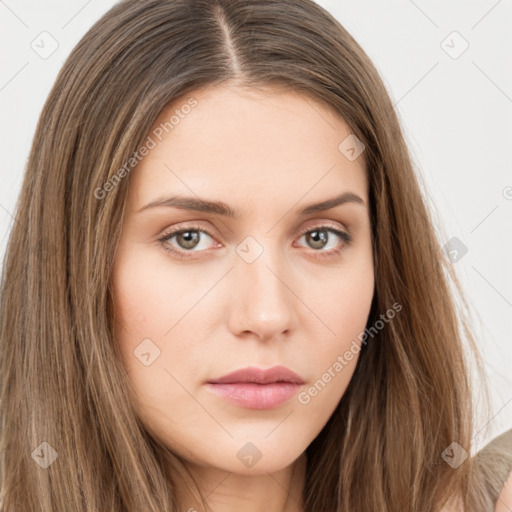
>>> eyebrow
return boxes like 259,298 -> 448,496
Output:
136,191 -> 365,217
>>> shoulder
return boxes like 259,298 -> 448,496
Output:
439,469 -> 512,512
474,428 -> 512,512
495,469 -> 512,512
442,429 -> 512,512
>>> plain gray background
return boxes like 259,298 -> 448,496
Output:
0,0 -> 511,451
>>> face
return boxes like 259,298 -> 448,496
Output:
110,83 -> 374,476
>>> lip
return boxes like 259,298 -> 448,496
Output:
206,365 -> 305,410
208,365 -> 305,385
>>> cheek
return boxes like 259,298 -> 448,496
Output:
306,250 -> 375,344
298,257 -> 374,404
110,249 -> 215,400
110,250 -> 170,377
111,248 -> 194,343
110,257 -> 204,434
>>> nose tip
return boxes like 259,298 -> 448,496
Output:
227,245 -> 296,341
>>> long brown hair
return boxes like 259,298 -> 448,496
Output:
0,0 -> 501,510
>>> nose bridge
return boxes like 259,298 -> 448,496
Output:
229,235 -> 296,339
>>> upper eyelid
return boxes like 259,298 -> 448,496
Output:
158,221 -> 349,250
157,223 -> 352,262
159,220 -> 348,240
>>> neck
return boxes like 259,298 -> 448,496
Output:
174,452 -> 307,512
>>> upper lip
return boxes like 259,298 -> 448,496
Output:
207,365 -> 305,385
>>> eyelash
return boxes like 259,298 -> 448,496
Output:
157,223 -> 353,260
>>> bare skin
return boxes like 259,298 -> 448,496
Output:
110,83 -> 375,512
496,473 -> 512,512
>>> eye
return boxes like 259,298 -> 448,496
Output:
157,224 -> 217,259
157,223 -> 352,260
295,225 -> 352,259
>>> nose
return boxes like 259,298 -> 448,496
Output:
227,241 -> 297,342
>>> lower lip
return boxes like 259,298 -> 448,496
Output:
206,382 -> 302,409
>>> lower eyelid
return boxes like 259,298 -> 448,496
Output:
159,228 -> 216,250
295,228 -> 351,250
159,225 -> 351,256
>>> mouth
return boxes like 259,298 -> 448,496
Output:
206,365 -> 304,410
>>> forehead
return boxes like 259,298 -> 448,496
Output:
128,84 -> 368,213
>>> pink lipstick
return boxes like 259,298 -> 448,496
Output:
206,365 -> 304,410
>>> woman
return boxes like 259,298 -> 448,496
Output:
0,0 -> 510,510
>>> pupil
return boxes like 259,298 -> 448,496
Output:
179,231 -> 199,249
308,230 -> 327,249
